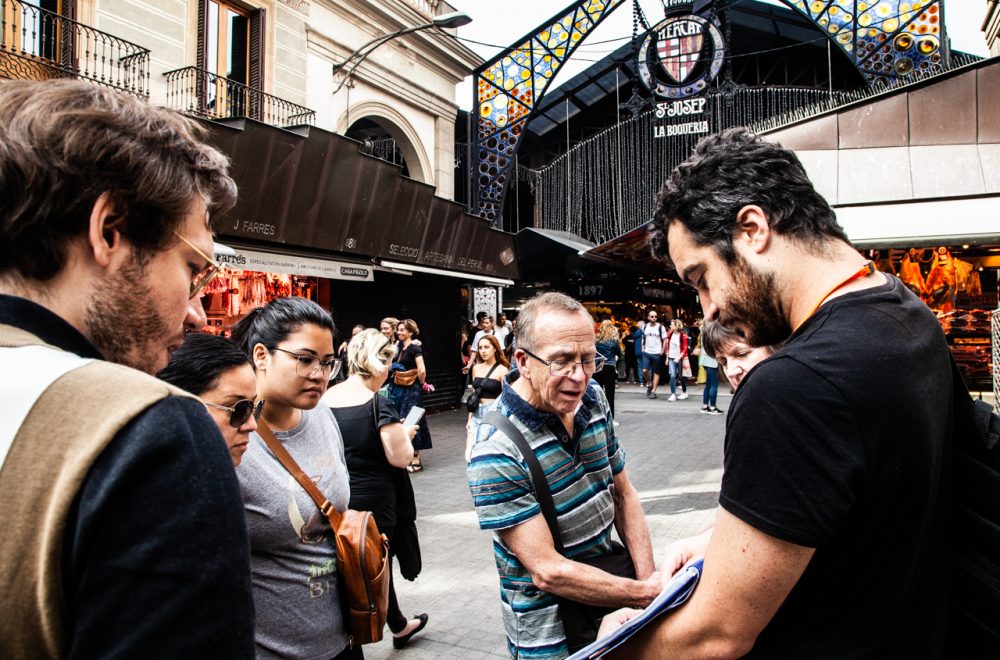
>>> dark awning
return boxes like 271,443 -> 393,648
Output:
580,222 -> 672,275
515,228 -> 595,281
204,118 -> 519,281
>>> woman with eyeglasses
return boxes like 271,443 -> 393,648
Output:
322,329 -> 429,649
388,319 -> 432,473
230,297 -> 358,660
157,332 -> 260,466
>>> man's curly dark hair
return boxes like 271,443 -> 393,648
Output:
650,127 -> 849,267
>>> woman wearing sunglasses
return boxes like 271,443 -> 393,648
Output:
157,333 -> 260,466
230,297 -> 358,660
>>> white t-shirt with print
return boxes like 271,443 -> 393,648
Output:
642,323 -> 666,355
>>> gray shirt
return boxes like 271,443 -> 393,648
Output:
238,407 -> 351,660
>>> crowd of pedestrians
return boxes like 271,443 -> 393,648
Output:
0,80 -> 973,660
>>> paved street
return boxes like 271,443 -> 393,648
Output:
367,382 -> 728,659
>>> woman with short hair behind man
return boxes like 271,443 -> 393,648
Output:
157,333 -> 261,465
230,297 -> 357,660
322,329 -> 429,649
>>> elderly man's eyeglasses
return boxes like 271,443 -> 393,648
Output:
521,348 -> 606,377
203,399 -> 264,428
273,347 -> 343,380
174,231 -> 223,299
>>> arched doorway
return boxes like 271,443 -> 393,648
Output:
340,105 -> 431,186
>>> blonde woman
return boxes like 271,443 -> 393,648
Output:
464,334 -> 509,462
322,329 -> 428,648
594,320 -> 623,420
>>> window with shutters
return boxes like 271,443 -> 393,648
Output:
197,0 -> 263,119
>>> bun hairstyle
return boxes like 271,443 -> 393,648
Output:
348,328 -> 396,377
230,297 -> 335,357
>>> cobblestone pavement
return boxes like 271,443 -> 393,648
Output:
366,382 -> 728,659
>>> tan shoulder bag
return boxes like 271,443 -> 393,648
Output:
256,419 -> 390,647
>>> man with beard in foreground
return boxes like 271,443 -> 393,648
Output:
601,128 -> 952,658
0,81 -> 254,657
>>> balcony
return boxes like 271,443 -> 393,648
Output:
0,0 -> 149,96
164,66 -> 315,128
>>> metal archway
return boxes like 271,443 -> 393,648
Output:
469,0 -> 949,225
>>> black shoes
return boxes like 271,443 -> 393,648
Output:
393,613 -> 429,649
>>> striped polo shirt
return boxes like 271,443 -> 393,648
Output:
467,371 -> 625,659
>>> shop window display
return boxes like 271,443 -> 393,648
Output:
873,247 -> 996,390
200,270 -> 319,336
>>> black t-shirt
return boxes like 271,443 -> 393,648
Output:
398,342 -> 422,370
331,396 -> 403,530
722,276 -> 952,659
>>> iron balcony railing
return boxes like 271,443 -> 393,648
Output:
0,0 -> 149,96
163,66 -> 316,128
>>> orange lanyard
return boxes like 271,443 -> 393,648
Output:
795,261 -> 876,331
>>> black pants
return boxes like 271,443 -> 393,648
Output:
594,364 -> 617,417
624,351 -> 640,383
386,552 -> 407,633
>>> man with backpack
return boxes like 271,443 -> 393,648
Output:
640,311 -> 668,399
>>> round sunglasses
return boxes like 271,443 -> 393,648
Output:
203,399 -> 264,428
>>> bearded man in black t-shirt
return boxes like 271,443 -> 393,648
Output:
602,128 -> 952,658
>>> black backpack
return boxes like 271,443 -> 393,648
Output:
948,357 -> 1000,656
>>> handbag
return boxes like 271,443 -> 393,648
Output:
256,419 -> 390,647
393,369 -> 418,387
681,356 -> 693,379
483,411 -> 636,653
465,363 -> 500,412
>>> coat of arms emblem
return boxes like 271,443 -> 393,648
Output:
656,18 -> 704,84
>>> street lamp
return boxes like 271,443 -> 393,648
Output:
332,11 -> 472,94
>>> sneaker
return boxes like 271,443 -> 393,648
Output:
678,392 -> 689,400
700,405 -> 709,413
708,407 -> 725,415
646,384 -> 652,396
650,392 -> 658,399
667,394 -> 677,402
646,391 -> 653,399
613,420 -> 621,427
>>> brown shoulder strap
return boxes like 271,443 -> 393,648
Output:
256,417 -> 343,528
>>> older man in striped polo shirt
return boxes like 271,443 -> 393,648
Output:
467,292 -> 659,658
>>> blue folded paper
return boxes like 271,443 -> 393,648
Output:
568,558 -> 705,660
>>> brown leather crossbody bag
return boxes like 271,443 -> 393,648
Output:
256,419 -> 390,647
392,369 -> 418,387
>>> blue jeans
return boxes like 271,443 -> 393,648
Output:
703,366 -> 719,407
668,358 -> 687,395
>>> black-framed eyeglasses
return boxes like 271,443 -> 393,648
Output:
273,347 -> 342,379
521,348 -> 606,377
174,231 -> 223,299
203,399 -> 264,428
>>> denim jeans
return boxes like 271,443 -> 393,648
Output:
703,366 -> 719,407
668,358 -> 687,394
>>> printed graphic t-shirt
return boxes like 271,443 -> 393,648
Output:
239,407 -> 351,660
642,322 -> 666,354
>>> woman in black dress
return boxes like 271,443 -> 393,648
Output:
322,329 -> 428,649
387,319 -> 432,472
